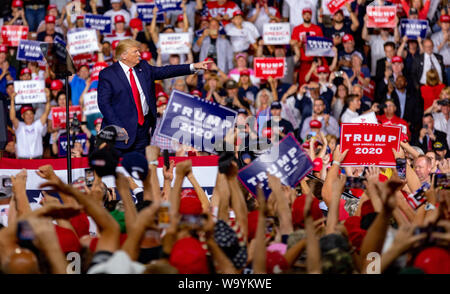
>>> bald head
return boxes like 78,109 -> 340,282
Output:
3,248 -> 40,274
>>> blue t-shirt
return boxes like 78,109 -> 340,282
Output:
0,66 -> 17,94
70,74 -> 86,106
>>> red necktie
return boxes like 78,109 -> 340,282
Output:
129,68 -> 144,125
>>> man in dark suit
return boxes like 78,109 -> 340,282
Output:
98,39 -> 210,155
411,38 -> 446,90
378,75 -> 424,139
414,113 -> 449,154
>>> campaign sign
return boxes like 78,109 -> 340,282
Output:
84,14 -> 112,34
254,57 -> 285,79
83,91 -> 100,115
16,40 -> 45,62
340,123 -> 402,167
72,53 -> 94,69
263,23 -> 291,45
91,61 -> 109,81
51,106 -> 83,129
400,19 -> 428,40
327,0 -> 350,15
58,133 -> 88,157
67,29 -> 99,55
137,3 -> 165,23
54,35 -> 67,48
156,0 -> 183,11
238,133 -> 313,198
157,90 -> 237,153
159,33 -> 191,54
14,81 -> 46,104
305,36 -> 335,57
1,25 -> 28,47
366,5 -> 397,28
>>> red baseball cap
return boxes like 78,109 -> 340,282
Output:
342,34 -> 354,43
292,194 -> 323,228
112,40 -> 120,50
413,247 -> 450,274
392,56 -> 403,63
177,14 -> 184,22
47,4 -> 57,11
240,69 -> 251,76
179,190 -> 202,215
309,119 -> 322,129
20,68 -> 31,76
317,66 -> 329,74
114,14 -> 125,23
191,89 -> 202,97
233,10 -> 244,17
156,91 -> 168,98
20,105 -> 35,115
141,51 -> 152,61
440,14 -> 450,23
12,0 -> 23,8
312,158 -> 323,172
303,7 -> 312,14
55,225 -> 82,253
157,98 -> 168,107
169,237 -> 209,274
0,44 -> 7,53
50,79 -> 63,90
266,251 -> 289,274
343,216 -> 366,252
94,117 -> 103,126
76,15 -> 85,21
129,18 -> 143,31
204,57 -> 214,63
45,15 -> 56,24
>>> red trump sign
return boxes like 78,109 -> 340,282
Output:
327,0 -> 350,15
366,5 -> 397,28
51,106 -> 82,129
1,25 -> 28,47
254,58 -> 285,79
340,123 -> 402,167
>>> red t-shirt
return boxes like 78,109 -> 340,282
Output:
421,84 -> 446,111
377,114 -> 410,137
291,24 -> 323,62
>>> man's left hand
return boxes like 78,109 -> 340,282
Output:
193,60 -> 214,71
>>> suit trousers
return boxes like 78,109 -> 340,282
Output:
116,114 -> 153,156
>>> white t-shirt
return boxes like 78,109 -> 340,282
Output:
247,7 -> 279,35
369,34 -> 394,76
282,0 -> 318,28
224,21 -> 260,53
432,30 -> 450,66
104,9 -> 131,27
341,108 -> 359,123
15,120 -> 47,159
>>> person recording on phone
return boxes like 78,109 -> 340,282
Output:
415,113 -> 449,154
5,0 -> 29,26
300,98 -> 339,141
97,39 -> 211,155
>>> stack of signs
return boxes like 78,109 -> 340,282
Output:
159,33 -> 191,54
51,106 -> 82,129
157,90 -> 237,154
340,123 -> 402,167
263,23 -> 290,45
58,133 -> 88,157
14,81 -> 46,104
253,57 -> 286,79
305,36 -> 334,57
366,5 -> 397,28
238,134 -> 313,198
83,91 -> 100,115
137,3 -> 165,23
16,40 -> 45,63
84,14 -> 112,34
1,25 -> 28,46
400,19 -> 428,40
67,29 -> 99,55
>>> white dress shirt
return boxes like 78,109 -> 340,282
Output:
421,53 -> 443,84
118,61 -> 149,116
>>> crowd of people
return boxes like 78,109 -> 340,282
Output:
0,0 -> 449,274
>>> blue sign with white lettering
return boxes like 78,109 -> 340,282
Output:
17,39 -> 44,62
157,90 -> 237,154
137,3 -> 165,23
58,133 -> 88,157
238,134 -> 313,198
156,0 -> 183,12
400,19 -> 428,40
305,36 -> 335,57
84,14 -> 112,34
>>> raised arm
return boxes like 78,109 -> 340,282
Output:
267,175 -> 293,235
115,173 -> 138,234
252,186 -> 267,274
325,172 -> 347,234
225,161 -> 248,241
9,92 -> 19,130
10,169 -> 31,217
304,190 -> 321,274
40,88 -> 51,125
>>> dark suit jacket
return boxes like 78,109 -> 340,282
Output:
98,61 -> 192,149
378,85 -> 424,139
374,57 -> 408,103
414,129 -> 449,154
411,53 -> 446,89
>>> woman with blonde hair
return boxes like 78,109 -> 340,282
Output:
204,73 -> 225,103
255,88 -> 274,135
421,69 -> 446,111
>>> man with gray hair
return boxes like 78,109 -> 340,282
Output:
98,39 -> 211,155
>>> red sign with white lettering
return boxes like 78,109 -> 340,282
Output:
340,123 -> 402,167
366,5 -> 397,28
51,106 -> 82,129
253,58 -> 285,79
1,25 -> 29,47
327,0 -> 350,15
